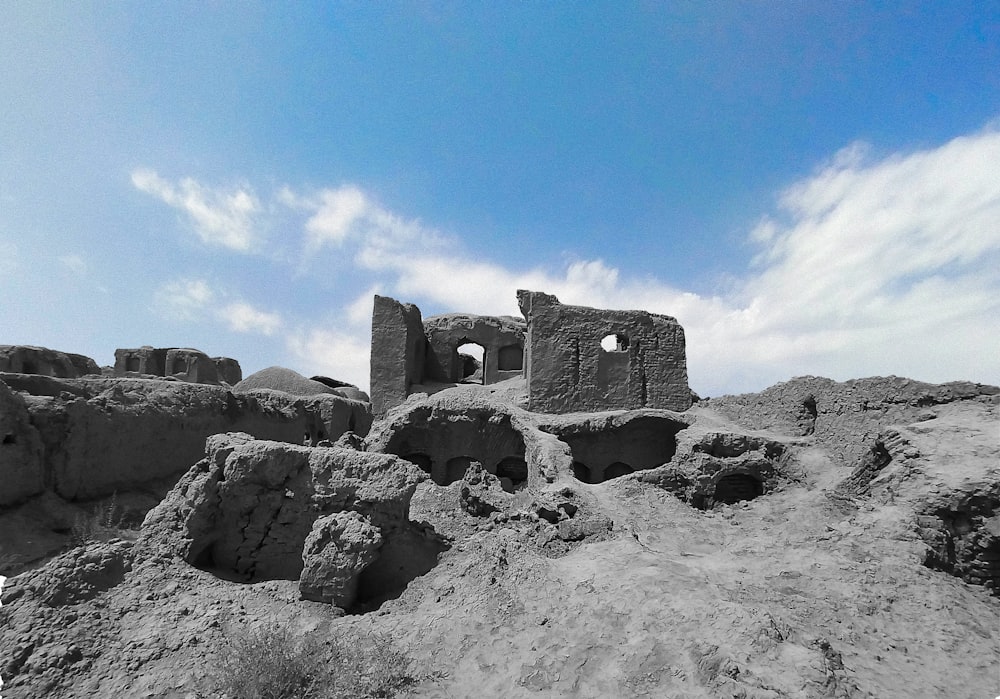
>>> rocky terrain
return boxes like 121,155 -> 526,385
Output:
1,360 -> 997,697
0,366 -> 370,571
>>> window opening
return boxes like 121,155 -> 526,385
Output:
496,456 -> 528,492
497,344 -> 524,371
600,333 -> 629,352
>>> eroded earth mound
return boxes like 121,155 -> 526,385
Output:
1,375 -> 998,698
0,371 -> 372,571
235,366 -> 369,402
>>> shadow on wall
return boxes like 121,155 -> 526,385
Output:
386,409 -> 531,493
192,519 -> 447,614
558,415 -> 687,484
169,439 -> 448,615
352,525 -> 449,613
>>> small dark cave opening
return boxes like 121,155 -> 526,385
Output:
402,453 -> 433,475
496,456 -> 529,491
799,395 -> 818,435
188,519 -> 451,613
712,473 -> 764,505
920,497 -> 1000,595
188,538 -> 255,584
562,416 -> 686,484
350,525 -> 450,614
445,456 -> 475,485
386,410 -> 530,489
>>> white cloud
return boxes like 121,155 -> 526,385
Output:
346,286 -> 380,327
58,254 -> 87,274
131,168 -> 261,252
153,278 -> 215,321
153,278 -> 283,336
221,302 -> 283,336
284,184 -> 447,264
148,126 -> 1000,396
745,131 -> 1000,331
286,327 -> 371,391
301,128 -> 1000,395
303,186 -> 370,249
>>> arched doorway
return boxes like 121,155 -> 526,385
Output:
457,342 -> 485,384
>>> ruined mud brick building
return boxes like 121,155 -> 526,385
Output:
114,346 -> 243,385
0,345 -> 100,379
0,344 -> 243,386
370,290 -> 692,416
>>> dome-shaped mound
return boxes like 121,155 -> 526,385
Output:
234,366 -> 342,397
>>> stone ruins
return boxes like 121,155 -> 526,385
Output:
1,289 -> 999,698
114,346 -> 242,385
0,345 -> 100,379
370,289 -> 692,416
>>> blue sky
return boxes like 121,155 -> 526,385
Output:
2,2 -> 999,395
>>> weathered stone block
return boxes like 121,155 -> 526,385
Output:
138,434 -> 444,608
165,348 -> 218,384
300,511 -> 383,607
212,357 -> 243,385
370,295 -> 426,416
113,347 -> 167,377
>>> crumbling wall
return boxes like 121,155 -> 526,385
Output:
517,290 -> 691,414
114,346 -> 242,386
704,376 -> 1000,465
0,374 -> 372,504
138,432 -> 444,610
382,406 -> 527,488
639,428 -> 791,509
369,290 -> 689,415
0,380 -> 45,506
423,314 -> 526,385
114,347 -> 167,377
366,389 -> 572,491
0,345 -> 99,378
165,348 -> 218,384
538,412 -> 688,484
213,357 -> 243,385
370,295 -> 426,416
